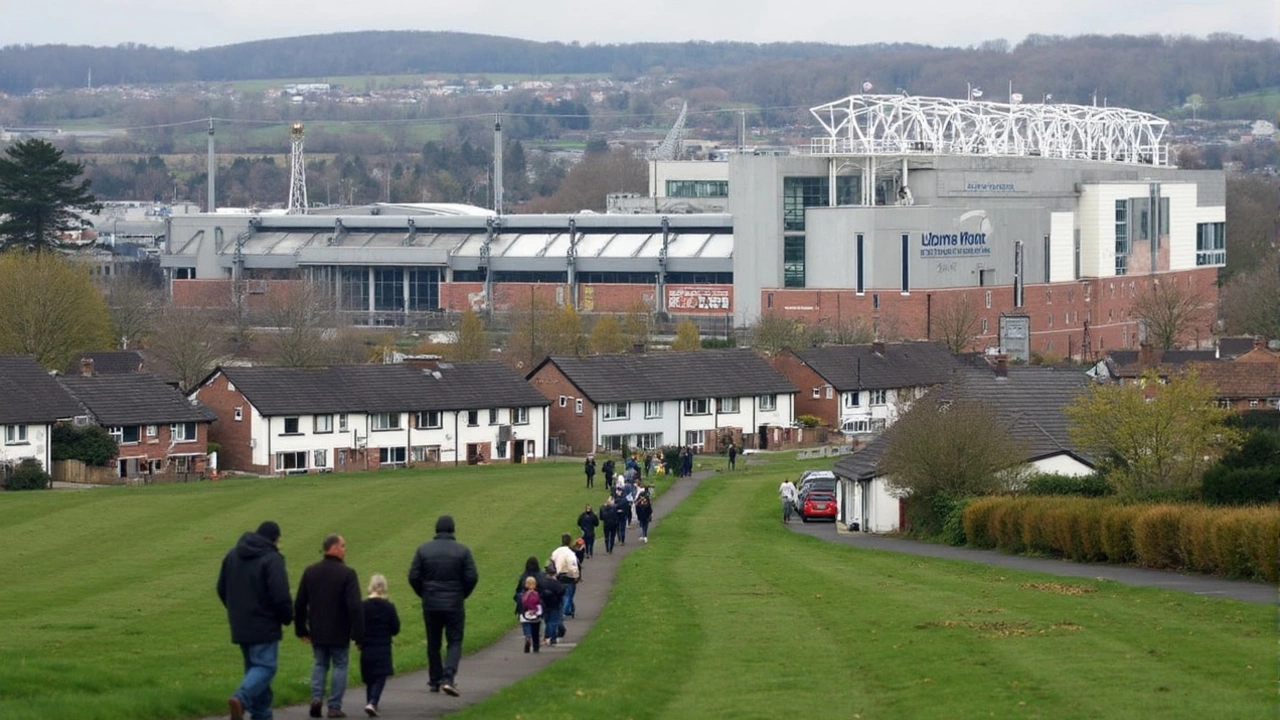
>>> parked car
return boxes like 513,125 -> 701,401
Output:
796,470 -> 837,512
800,491 -> 838,522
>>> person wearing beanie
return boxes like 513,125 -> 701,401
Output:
407,515 -> 477,698
217,521 -> 293,720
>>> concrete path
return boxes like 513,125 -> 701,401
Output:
788,519 -> 1276,605
201,472 -> 1272,719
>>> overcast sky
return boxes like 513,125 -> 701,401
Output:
2,0 -> 1276,50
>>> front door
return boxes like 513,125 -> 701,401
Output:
757,425 -> 769,450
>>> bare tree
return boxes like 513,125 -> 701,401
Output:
932,294 -> 982,353
1132,279 -> 1208,350
746,312 -> 819,354
823,316 -> 875,345
257,282 -> 337,367
147,306 -> 228,392
1219,254 -> 1280,339
622,299 -> 652,350
105,276 -> 162,350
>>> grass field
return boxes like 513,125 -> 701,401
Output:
0,455 -> 1272,720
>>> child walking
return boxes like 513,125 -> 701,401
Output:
517,574 -> 543,653
360,574 -> 400,718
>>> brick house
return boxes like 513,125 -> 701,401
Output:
526,349 -> 797,455
58,371 -> 216,478
0,356 -> 82,473
191,361 -> 549,475
770,341 -> 956,440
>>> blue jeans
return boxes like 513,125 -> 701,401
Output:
616,518 -> 627,544
782,498 -> 793,522
310,644 -> 349,710
543,608 -> 563,644
562,582 -> 577,616
235,641 -> 278,720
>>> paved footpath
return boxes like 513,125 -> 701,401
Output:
200,473 -> 1272,719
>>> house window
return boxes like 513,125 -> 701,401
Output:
873,293 -> 880,310
685,429 -> 705,451
234,406 -> 243,421
574,399 -> 583,415
1115,199 -> 1129,276
338,413 -> 348,431
644,401 -> 663,419
466,410 -> 479,427
811,387 -> 821,399
372,413 -> 402,431
825,387 -> 834,400
169,422 -> 197,442
869,390 -> 888,405
313,449 -> 328,468
716,397 -> 740,413
111,426 -> 141,444
379,446 -> 407,466
1196,222 -> 1226,266
844,392 -> 861,408
314,414 -> 333,433
275,451 -> 307,472
683,398 -> 710,415
1249,399 -> 1259,409
489,408 -> 499,425
758,394 -> 777,411
411,445 -> 441,463
558,395 -> 568,407
282,417 -> 300,435
981,318 -> 989,334
416,411 -> 442,429
985,290 -> 992,309
601,402 -> 629,421
146,424 -> 157,438
634,432 -> 663,449
783,236 -> 806,288
496,440 -> 508,459
512,407 -> 529,425
4,425 -> 27,444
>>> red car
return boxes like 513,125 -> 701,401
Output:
800,491 -> 838,522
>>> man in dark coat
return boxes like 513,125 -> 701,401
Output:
576,504 -> 599,559
295,534 -> 364,719
217,520 -> 293,720
583,455 -> 596,489
407,515 -> 478,697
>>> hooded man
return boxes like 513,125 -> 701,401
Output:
408,515 -> 478,698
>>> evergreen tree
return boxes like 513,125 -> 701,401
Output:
0,139 -> 101,252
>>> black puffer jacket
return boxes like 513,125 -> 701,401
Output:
408,532 -> 479,612
216,531 -> 293,644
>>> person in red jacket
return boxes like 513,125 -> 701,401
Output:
295,534 -> 364,719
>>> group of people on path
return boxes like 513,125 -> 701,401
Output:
511,532 -> 584,652
217,515 -> 477,720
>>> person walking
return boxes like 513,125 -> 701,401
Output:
359,574 -> 400,718
583,455 -> 596,489
217,521 -> 294,720
576,504 -> 599,559
728,442 -> 738,470
600,497 -> 620,555
295,534 -> 365,719
515,574 -> 544,653
635,495 -> 653,543
539,560 -> 567,647
407,515 -> 478,698
644,452 -> 654,478
682,447 -> 694,477
613,487 -> 631,546
549,533 -> 581,618
779,478 -> 799,523
601,457 -> 615,487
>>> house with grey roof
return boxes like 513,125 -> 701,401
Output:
191,360 -> 549,474
58,371 -> 217,478
770,341 -> 956,439
832,363 -> 1094,533
0,356 -> 82,473
526,349 -> 797,455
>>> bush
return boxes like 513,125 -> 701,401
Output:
51,424 -> 118,466
5,458 -> 50,491
1098,504 -> 1143,563
961,497 -> 1002,548
1202,466 -> 1280,505
1023,472 -> 1112,497
796,414 -> 822,428
1131,505 -> 1184,569
935,495 -> 969,546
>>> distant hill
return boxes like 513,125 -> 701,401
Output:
2,32 -> 1279,117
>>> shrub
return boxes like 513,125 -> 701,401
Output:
935,495 -> 969,546
1098,504 -> 1143,563
1202,466 -> 1280,506
1177,506 -> 1221,575
1023,472 -> 1112,497
796,414 -> 822,428
5,458 -> 50,491
51,423 -> 118,466
961,496 -> 1002,548
1132,505 -> 1184,569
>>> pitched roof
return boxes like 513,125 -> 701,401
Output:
1187,361 -> 1280,399
532,349 -> 796,403
213,361 -> 549,416
65,351 -> 146,376
832,366 -> 1093,480
59,373 -> 217,426
789,342 -> 957,391
0,355 -> 83,424
1217,337 -> 1262,359
1108,349 -> 1218,378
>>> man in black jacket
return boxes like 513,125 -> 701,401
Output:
407,515 -> 478,697
295,534 -> 364,719
217,521 -> 293,720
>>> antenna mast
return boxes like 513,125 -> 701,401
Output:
287,122 -> 308,214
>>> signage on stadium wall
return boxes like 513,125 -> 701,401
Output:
920,209 -> 994,258
666,286 -> 732,313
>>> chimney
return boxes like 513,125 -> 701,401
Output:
994,354 -> 1008,378
872,341 -> 886,356
79,357 -> 95,377
1137,342 -> 1161,367
630,343 -> 646,355
403,354 -> 441,371
1254,336 -> 1266,351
